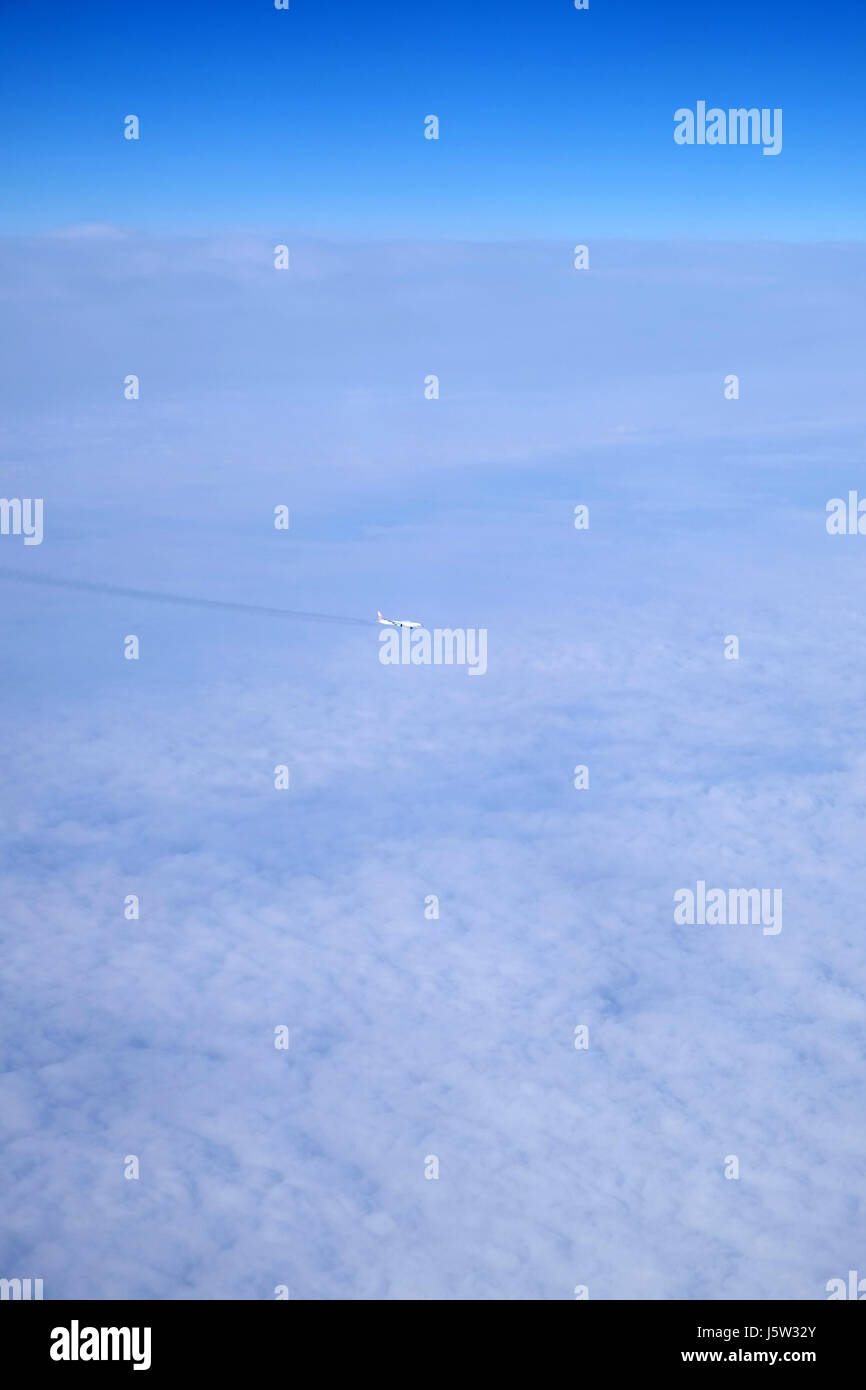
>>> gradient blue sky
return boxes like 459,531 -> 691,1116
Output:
1,3 -> 865,1302
1,0 -> 865,237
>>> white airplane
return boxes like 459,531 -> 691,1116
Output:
377,609 -> 421,629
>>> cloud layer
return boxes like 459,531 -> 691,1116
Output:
1,235 -> 864,1298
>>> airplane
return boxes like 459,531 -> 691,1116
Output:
377,609 -> 421,629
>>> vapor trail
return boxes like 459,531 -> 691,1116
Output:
0,567 -> 374,627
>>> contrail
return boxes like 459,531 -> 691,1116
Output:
0,567 -> 375,627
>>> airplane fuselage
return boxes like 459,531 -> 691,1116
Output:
377,611 -> 421,629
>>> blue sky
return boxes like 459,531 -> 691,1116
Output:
1,4 -> 865,1302
1,0 -> 865,237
